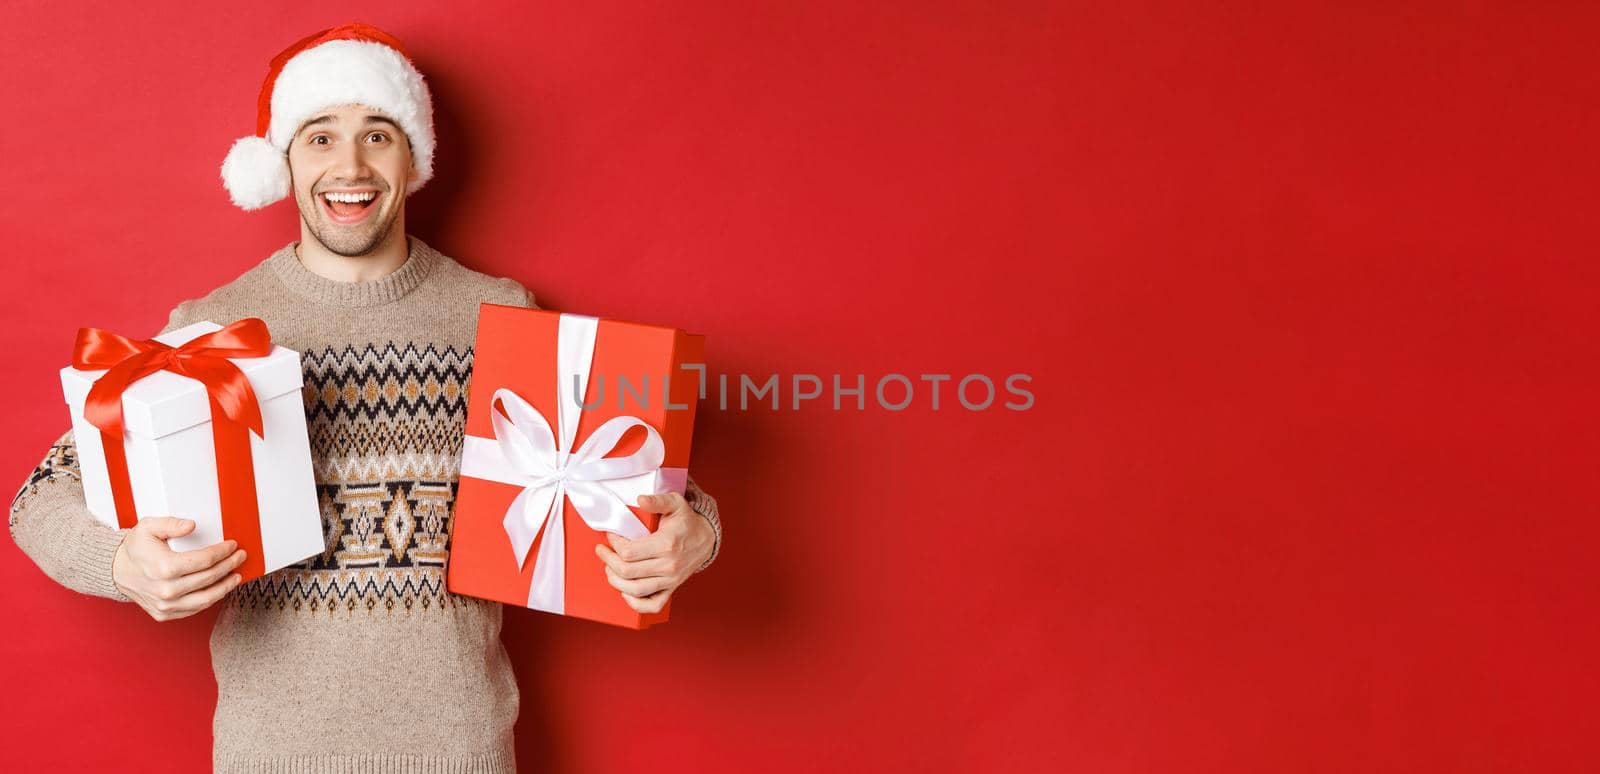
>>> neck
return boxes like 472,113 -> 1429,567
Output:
293,220 -> 411,282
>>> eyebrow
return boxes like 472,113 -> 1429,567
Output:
298,114 -> 401,134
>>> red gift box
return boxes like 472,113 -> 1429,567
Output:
446,304 -> 704,629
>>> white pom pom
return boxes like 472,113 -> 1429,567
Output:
220,136 -> 290,210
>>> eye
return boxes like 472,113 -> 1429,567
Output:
309,135 -> 330,146
367,131 -> 389,143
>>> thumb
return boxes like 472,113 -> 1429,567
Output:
141,516 -> 195,540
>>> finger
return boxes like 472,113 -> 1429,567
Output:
595,543 -> 626,574
169,549 -> 247,597
636,492 -> 688,515
593,544 -> 673,579
603,564 -> 672,597
607,529 -> 670,561
141,516 -> 196,540
165,540 -> 240,577
616,556 -> 676,580
167,571 -> 244,615
609,530 -> 670,562
622,587 -> 673,614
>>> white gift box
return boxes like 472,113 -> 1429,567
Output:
59,320 -> 324,575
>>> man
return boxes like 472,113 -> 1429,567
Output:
8,22 -> 722,772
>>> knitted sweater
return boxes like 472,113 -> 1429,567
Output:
8,236 -> 722,773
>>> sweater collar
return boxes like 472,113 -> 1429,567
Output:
268,235 -> 440,307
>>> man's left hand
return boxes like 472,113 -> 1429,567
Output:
594,492 -> 716,614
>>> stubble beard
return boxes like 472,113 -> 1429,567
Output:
295,187 -> 399,258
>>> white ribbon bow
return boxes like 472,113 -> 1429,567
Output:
459,314 -> 682,613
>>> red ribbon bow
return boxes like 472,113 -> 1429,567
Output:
72,318 -> 274,580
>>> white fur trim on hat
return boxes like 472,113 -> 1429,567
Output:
220,37 -> 434,210
220,135 -> 291,210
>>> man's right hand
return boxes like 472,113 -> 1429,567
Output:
112,517 -> 246,621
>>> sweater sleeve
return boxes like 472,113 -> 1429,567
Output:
9,430 -> 132,602
498,277 -> 724,572
684,476 -> 722,572
7,304 -> 195,602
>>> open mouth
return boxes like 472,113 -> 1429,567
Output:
319,190 -> 380,224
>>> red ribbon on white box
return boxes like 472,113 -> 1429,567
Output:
459,313 -> 686,613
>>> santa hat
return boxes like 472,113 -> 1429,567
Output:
220,23 -> 435,210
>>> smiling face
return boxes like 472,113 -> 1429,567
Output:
286,104 -> 418,257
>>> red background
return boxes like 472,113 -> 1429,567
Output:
1,2 -> 1594,772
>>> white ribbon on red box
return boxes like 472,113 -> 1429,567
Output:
459,313 -> 685,613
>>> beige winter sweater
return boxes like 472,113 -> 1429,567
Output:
8,236 -> 722,773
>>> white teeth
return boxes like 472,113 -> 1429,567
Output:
323,191 -> 377,203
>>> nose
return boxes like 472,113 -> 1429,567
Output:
329,137 -> 372,182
